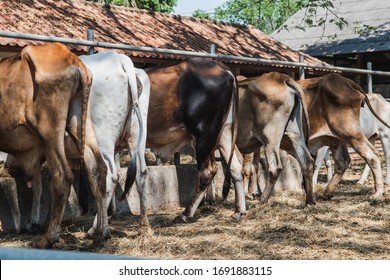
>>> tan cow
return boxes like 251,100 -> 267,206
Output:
0,43 -> 107,248
313,93 -> 390,187
223,72 -> 314,205
298,73 -> 388,200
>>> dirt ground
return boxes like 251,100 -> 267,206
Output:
1,152 -> 390,260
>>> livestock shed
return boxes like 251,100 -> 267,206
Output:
272,0 -> 390,96
0,0 -> 317,234
0,0 -> 329,77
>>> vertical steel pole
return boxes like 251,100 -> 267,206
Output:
87,29 -> 94,55
299,55 -> 305,80
367,62 -> 373,93
210,43 -> 216,54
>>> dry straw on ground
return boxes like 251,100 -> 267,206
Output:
1,153 -> 390,259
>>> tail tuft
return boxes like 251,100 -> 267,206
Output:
119,155 -> 137,201
222,168 -> 232,201
78,163 -> 89,215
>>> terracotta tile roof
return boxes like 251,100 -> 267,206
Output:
0,0 -> 327,68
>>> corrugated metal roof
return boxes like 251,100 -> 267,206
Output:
0,0 -> 327,67
271,0 -> 390,56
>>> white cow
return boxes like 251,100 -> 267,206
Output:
78,52 -> 150,238
313,93 -> 390,186
3,51 -> 150,242
312,146 -> 333,185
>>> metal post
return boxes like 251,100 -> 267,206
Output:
210,43 -> 216,54
87,29 -> 94,55
299,55 -> 305,80
367,62 -> 373,93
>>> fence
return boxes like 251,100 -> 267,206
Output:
1,30 -> 390,90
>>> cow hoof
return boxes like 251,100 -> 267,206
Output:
246,193 -> 255,200
173,214 -> 191,223
35,237 -> 54,249
86,227 -> 96,240
305,198 -> 316,206
369,190 -> 384,201
91,240 -> 105,249
318,193 -> 333,201
86,227 -> 110,241
231,212 -> 241,222
258,195 -> 269,204
11,225 -> 21,234
231,211 -> 246,222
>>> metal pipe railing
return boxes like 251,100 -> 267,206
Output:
1,30 -> 390,77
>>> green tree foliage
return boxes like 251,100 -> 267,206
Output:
213,0 -> 302,34
88,0 -> 177,13
135,0 -> 177,13
197,0 -> 348,34
192,9 -> 211,20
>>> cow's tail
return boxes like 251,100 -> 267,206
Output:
222,72 -> 239,201
286,77 -> 310,144
345,80 -> 390,129
363,94 -> 390,129
77,63 -> 93,214
119,56 -> 143,201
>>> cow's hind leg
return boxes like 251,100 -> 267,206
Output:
357,135 -> 377,185
27,163 -> 43,233
37,147 -> 73,249
2,177 -> 21,233
313,146 -> 329,185
84,145 -> 109,246
324,150 -> 333,183
285,137 -> 315,205
350,137 -> 384,200
249,149 -> 261,197
87,153 -> 114,242
379,135 -> 390,188
134,149 -> 150,235
321,144 -> 350,200
126,128 -> 151,236
218,125 -> 246,221
259,144 -> 283,204
242,152 -> 256,199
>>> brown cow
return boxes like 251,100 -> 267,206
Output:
0,43 -> 107,248
313,93 -> 390,187
298,73 -> 387,200
140,58 -> 241,222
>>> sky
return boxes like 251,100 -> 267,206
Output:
173,0 -> 228,16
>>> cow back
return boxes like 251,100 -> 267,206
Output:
0,43 -> 91,155
298,73 -> 365,140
